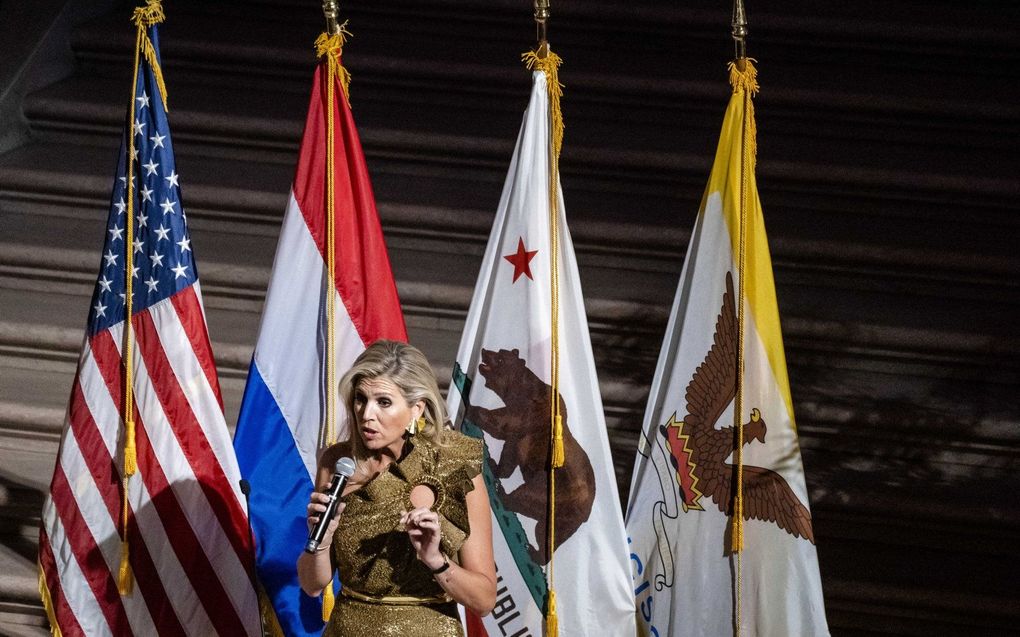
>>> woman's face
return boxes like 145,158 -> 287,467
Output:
353,375 -> 423,457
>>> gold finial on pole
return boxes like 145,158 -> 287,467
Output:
732,0 -> 748,62
323,0 -> 340,36
534,0 -> 550,58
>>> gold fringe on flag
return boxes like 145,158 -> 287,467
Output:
132,0 -> 168,110
727,58 -> 758,162
132,0 -> 164,25
38,560 -> 64,637
727,57 -> 758,560
315,24 -> 353,108
522,50 -> 564,161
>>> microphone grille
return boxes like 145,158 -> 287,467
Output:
335,457 -> 356,477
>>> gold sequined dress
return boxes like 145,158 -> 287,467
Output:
323,432 -> 482,636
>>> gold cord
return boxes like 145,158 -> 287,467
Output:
728,57 -> 758,636
315,23 -> 353,622
118,0 -> 167,595
523,46 -> 565,637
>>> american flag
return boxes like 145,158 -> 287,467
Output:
37,18 -> 260,636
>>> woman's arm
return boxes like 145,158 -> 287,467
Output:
297,453 -> 344,597
403,473 -> 497,616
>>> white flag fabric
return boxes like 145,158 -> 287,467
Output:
625,62 -> 829,636
447,68 -> 635,637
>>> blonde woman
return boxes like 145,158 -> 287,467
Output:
298,340 -> 496,635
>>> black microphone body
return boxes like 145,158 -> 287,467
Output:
238,479 -> 267,637
304,457 -> 356,554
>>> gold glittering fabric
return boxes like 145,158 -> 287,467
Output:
323,431 -> 483,636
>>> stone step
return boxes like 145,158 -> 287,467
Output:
4,341 -> 1017,537
2,138 -> 1017,336
22,66 -> 1020,228
4,251 -> 1018,507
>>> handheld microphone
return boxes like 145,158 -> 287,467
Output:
304,457 -> 356,554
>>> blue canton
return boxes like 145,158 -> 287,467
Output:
87,25 -> 196,335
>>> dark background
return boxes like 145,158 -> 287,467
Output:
0,1 -> 1017,634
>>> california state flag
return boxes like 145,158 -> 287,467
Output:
625,61 -> 829,636
447,60 -> 635,636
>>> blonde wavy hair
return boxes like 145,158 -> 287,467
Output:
339,339 -> 449,460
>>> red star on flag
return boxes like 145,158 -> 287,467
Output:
503,237 -> 538,283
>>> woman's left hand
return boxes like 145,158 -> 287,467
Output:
401,507 -> 445,571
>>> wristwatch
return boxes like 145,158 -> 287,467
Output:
430,555 -> 451,575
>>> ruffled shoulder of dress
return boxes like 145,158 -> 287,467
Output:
426,431 -> 485,555
440,430 -> 483,480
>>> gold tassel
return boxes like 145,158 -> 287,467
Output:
322,581 -> 335,622
730,496 -> 744,553
123,418 -> 137,476
117,536 -> 134,595
551,414 -> 564,468
315,23 -> 354,106
118,468 -> 134,595
545,589 -> 558,636
130,1 -> 168,110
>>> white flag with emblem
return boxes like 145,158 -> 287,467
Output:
446,62 -> 635,637
624,61 -> 829,636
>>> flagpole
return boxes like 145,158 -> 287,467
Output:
535,0 -> 549,57
731,0 -> 752,634
528,1 -> 564,634
323,0 -> 340,36
732,0 -> 748,65
316,0 -> 352,622
315,0 -> 352,449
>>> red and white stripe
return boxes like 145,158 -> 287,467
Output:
40,284 -> 259,636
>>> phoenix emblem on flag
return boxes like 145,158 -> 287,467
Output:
467,348 -> 597,563
660,272 -> 815,543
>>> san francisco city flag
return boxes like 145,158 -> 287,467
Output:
625,60 -> 829,636
447,55 -> 635,637
232,29 -> 406,636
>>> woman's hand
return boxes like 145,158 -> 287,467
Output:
401,507 -> 445,570
306,491 -> 346,550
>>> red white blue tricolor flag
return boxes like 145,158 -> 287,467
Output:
38,11 -> 261,636
625,61 -> 829,636
232,41 -> 407,636
447,63 -> 635,637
